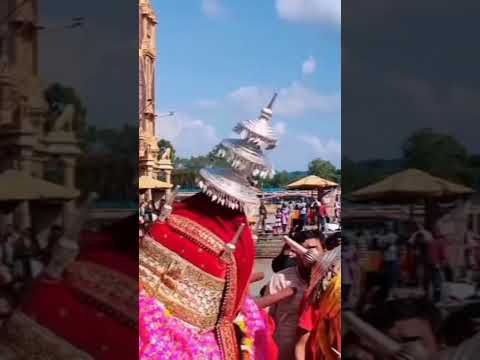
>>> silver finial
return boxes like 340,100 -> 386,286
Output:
224,223 -> 246,252
267,92 -> 278,110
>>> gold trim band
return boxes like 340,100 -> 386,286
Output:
140,236 -> 225,330
167,214 -> 226,255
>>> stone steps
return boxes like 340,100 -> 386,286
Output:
255,234 -> 284,258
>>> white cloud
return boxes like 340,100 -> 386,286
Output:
299,135 -> 341,164
270,133 -> 340,170
226,86 -> 270,112
156,112 -> 219,157
227,83 -> 339,117
276,0 -> 341,26
274,121 -> 287,137
202,0 -> 226,18
302,56 -> 317,75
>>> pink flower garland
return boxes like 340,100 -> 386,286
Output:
139,289 -> 270,360
139,289 -> 221,360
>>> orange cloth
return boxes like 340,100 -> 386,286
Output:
299,274 -> 341,360
292,210 -> 300,220
367,251 -> 383,272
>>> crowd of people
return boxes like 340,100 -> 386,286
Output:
259,229 -> 341,360
139,198 -> 165,223
342,223 -> 480,306
139,197 -> 166,236
259,197 -> 340,235
342,221 -> 480,360
0,224 -> 63,290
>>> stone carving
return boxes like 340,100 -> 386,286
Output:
51,104 -> 74,133
160,147 -> 171,160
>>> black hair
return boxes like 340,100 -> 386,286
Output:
364,298 -> 442,337
325,231 -> 341,250
292,230 -> 324,245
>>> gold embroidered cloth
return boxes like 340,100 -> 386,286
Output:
1,311 -> 94,360
140,236 -> 226,331
167,214 -> 226,255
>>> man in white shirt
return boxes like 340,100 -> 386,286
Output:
378,226 -> 400,299
299,204 -> 308,228
267,230 -> 323,360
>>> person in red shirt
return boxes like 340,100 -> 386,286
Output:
427,226 -> 449,302
318,202 -> 328,232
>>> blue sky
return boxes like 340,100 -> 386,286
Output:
154,0 -> 340,172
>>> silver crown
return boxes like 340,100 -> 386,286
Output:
197,94 -> 278,212
233,93 -> 278,150
216,139 -> 274,179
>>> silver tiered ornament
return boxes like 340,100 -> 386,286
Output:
234,93 -> 278,150
197,93 -> 279,212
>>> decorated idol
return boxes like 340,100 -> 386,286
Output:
139,95 -> 279,360
0,195 -> 139,359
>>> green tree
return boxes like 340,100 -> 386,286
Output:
158,139 -> 176,160
261,170 -> 293,188
402,128 -> 469,183
175,149 -> 229,170
44,83 -> 87,136
77,124 -> 138,202
173,148 -> 230,188
308,158 -> 339,182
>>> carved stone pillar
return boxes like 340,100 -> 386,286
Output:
164,170 -> 172,197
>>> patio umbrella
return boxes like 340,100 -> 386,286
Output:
286,175 -> 338,199
350,168 -> 474,230
350,169 -> 473,203
0,169 -> 79,201
139,175 -> 173,190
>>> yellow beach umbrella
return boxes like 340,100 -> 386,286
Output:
286,175 -> 338,199
286,175 -> 338,190
350,169 -> 473,203
0,169 -> 79,201
139,175 -> 173,190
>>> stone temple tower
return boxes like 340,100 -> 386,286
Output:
0,0 -> 81,231
139,0 -> 173,198
139,0 -> 156,143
